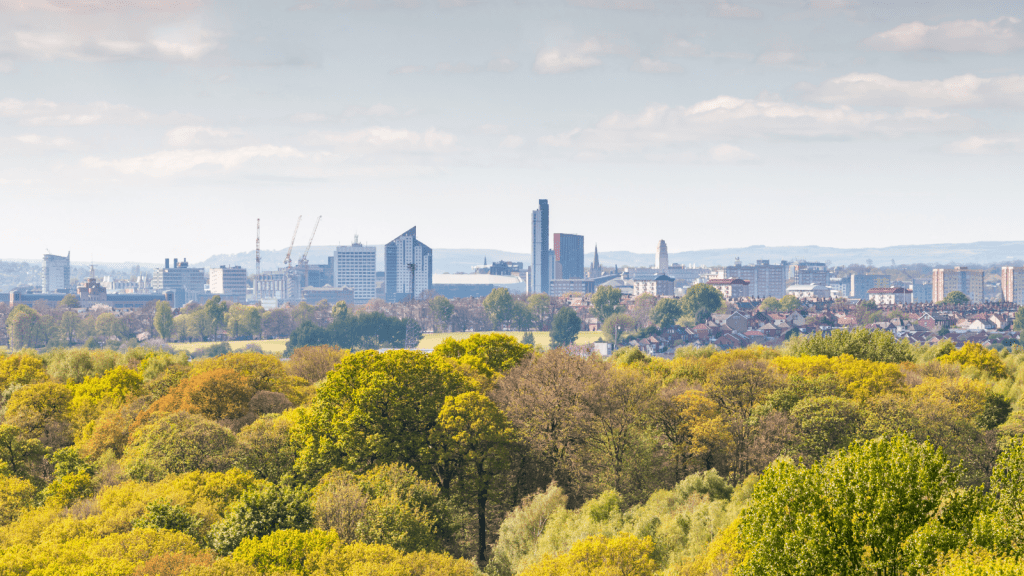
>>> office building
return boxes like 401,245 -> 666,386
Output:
657,240 -> 669,272
789,262 -> 829,286
722,260 -> 786,299
1002,267 -> 1024,303
209,266 -> 247,299
152,258 -> 205,307
635,275 -> 675,297
553,233 -> 585,280
336,239 -> 377,305
531,200 -> 549,294
549,278 -> 595,297
933,267 -> 985,303
849,274 -> 891,300
385,227 -> 432,302
708,278 -> 750,300
42,253 -> 71,293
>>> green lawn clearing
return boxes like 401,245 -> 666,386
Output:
169,339 -> 288,355
417,330 -> 603,350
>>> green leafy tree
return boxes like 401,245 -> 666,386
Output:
227,304 -> 262,340
790,327 -> 914,363
484,288 -> 516,330
591,286 -> 623,322
681,283 -> 723,325
293,350 -> 475,484
651,298 -> 685,329
205,296 -> 230,332
989,436 -> 1024,551
57,311 -> 81,346
135,499 -> 207,544
59,294 -> 80,308
521,331 -> 536,346
527,294 -> 552,330
779,294 -> 803,312
431,391 -> 515,564
433,333 -> 531,380
4,380 -> 74,447
943,291 -> 970,305
1014,306 -> 1024,333
210,483 -> 313,555
601,312 -> 637,345
235,414 -> 297,483
95,312 -> 128,342
739,435 -> 960,576
760,296 -> 782,312
154,300 -> 174,341
6,304 -> 47,349
0,424 -> 48,478
429,295 -> 455,331
123,412 -> 237,481
550,307 -> 581,347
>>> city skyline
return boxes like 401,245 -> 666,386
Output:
0,1 -> 1022,261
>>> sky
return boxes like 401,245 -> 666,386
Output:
0,0 -> 1022,263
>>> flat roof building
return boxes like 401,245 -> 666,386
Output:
42,253 -> 71,294
336,239 -> 377,305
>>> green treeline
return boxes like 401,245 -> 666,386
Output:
1,329 -> 1024,575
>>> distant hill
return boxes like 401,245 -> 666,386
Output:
195,241 -> 1024,273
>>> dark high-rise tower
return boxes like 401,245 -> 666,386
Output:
531,200 -> 549,294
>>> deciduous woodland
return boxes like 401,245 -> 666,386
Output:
2,330 -> 1024,575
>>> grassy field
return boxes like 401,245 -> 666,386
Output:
417,330 -> 603,350
169,339 -> 289,355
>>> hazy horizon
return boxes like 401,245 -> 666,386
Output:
2,0 -> 1021,261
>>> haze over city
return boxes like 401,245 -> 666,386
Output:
2,0 -> 1022,261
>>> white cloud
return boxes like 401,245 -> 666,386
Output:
710,144 -> 758,163
14,133 -> 73,148
710,1 -> 761,19
534,38 -> 614,74
807,73 -> 1024,108
487,58 -> 519,72
635,57 -> 678,73
671,39 -> 705,57
539,96 -> 964,154
0,98 -> 150,125
82,145 -> 303,177
9,27 -> 218,61
757,51 -> 799,65
565,0 -> 652,9
0,0 -> 201,13
317,127 -> 456,151
947,136 -> 1021,154
865,17 -> 1024,53
166,126 -> 231,147
500,135 -> 524,148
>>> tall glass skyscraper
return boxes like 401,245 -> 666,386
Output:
385,226 -> 432,302
531,200 -> 549,294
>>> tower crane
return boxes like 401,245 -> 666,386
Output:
299,215 -> 322,286
255,218 -> 261,277
284,216 -> 303,272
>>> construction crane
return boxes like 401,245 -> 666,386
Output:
284,216 -> 303,271
255,218 -> 261,277
299,215 -> 322,287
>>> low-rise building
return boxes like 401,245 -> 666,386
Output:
209,266 -> 248,300
708,278 -> 750,300
635,274 -> 675,297
786,284 -> 832,300
868,287 -> 913,306
549,278 -> 595,297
